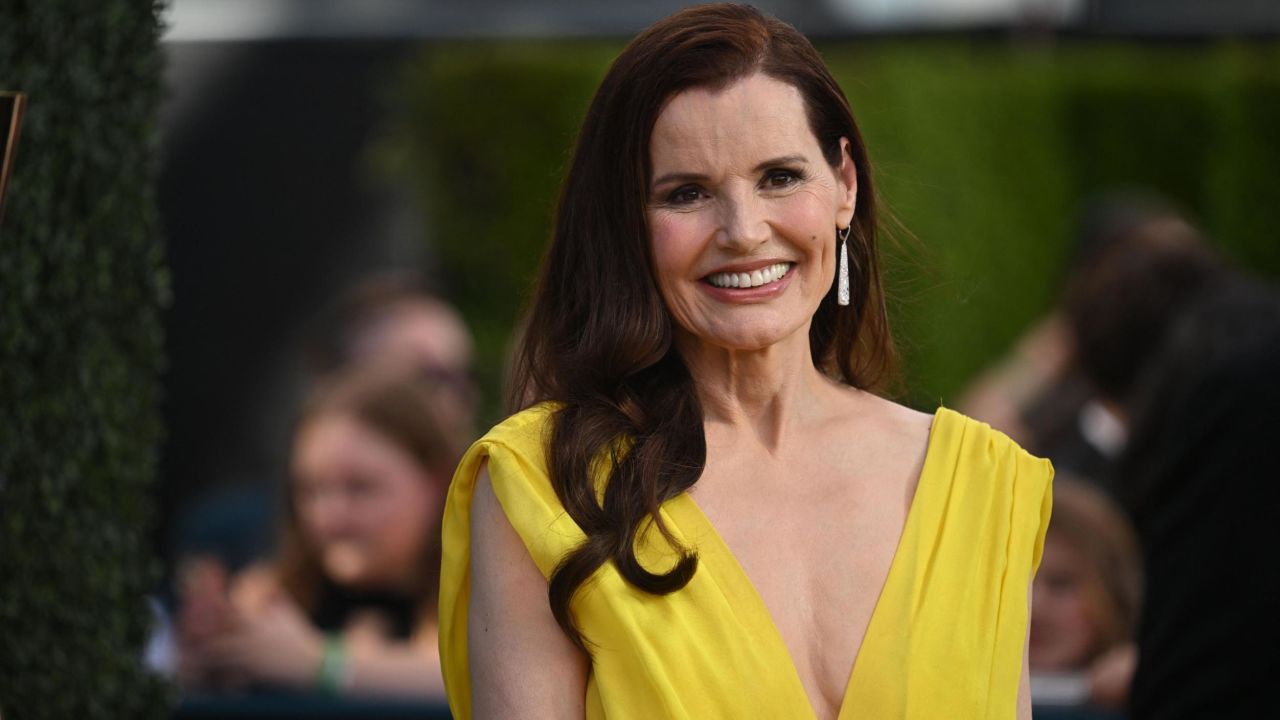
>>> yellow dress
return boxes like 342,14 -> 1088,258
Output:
439,404 -> 1053,719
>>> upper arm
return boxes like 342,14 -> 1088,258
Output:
1016,580 -> 1033,720
468,460 -> 589,719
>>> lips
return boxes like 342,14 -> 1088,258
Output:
704,262 -> 793,289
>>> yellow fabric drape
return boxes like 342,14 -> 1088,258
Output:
439,404 -> 1052,719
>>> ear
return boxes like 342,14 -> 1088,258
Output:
835,137 -> 857,229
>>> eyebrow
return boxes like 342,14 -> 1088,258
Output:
650,154 -> 810,190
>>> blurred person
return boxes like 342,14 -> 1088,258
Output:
1030,477 -> 1141,710
953,192 -> 1164,448
179,365 -> 459,697
1061,211 -> 1222,427
305,273 -> 479,447
959,193 -> 1225,490
169,275 -> 478,597
440,5 -> 1052,719
1116,279 -> 1280,719
954,313 -> 1074,448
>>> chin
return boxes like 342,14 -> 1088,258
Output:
708,320 -> 807,353
324,566 -> 366,587
321,550 -> 372,588
721,324 -> 798,351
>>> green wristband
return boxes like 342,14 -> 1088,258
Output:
315,634 -> 347,694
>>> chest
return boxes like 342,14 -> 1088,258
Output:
685,452 -> 915,718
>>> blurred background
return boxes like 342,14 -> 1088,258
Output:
157,0 -> 1280,555
157,2 -> 1280,716
3,0 -> 1278,718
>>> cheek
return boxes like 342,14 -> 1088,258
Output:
1046,583 -> 1100,657
648,212 -> 710,316
1061,593 -> 1097,638
649,213 -> 703,277
780,193 -> 835,254
370,477 -> 436,547
293,488 -> 332,540
297,502 -> 322,539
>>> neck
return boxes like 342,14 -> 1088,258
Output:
676,328 -> 841,452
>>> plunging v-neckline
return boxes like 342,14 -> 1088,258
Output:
664,408 -> 948,720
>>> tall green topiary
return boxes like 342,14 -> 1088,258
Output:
0,1 -> 172,717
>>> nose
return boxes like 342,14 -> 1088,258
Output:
716,187 -> 769,252
306,489 -> 354,540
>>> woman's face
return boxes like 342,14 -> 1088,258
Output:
1030,532 -> 1101,670
292,413 -> 440,591
647,72 -> 856,354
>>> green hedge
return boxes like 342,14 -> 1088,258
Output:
374,43 -> 620,417
841,40 -> 1280,403
0,1 -> 171,718
379,39 -> 1280,418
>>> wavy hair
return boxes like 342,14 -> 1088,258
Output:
508,3 -> 896,651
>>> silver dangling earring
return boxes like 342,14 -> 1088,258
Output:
836,225 -> 851,306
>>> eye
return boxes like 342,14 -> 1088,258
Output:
665,185 -> 705,205
763,168 -> 802,189
346,474 -> 379,499
1045,571 -> 1080,595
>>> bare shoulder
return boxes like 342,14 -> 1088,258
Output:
848,390 -> 935,453
825,390 -> 936,508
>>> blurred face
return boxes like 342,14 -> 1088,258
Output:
354,301 -> 473,379
292,413 -> 441,591
1030,533 -> 1101,670
353,301 -> 477,435
647,72 -> 856,354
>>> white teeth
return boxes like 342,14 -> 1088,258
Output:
707,262 -> 791,289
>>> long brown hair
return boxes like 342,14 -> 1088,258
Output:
277,365 -> 462,628
508,3 -> 896,651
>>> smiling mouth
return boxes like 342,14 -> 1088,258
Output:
704,262 -> 793,289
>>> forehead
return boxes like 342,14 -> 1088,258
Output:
650,74 -> 816,170
295,413 -> 363,461
356,300 -> 472,370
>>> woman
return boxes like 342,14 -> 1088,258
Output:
1030,478 -> 1140,709
179,365 -> 457,697
440,5 -> 1052,718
